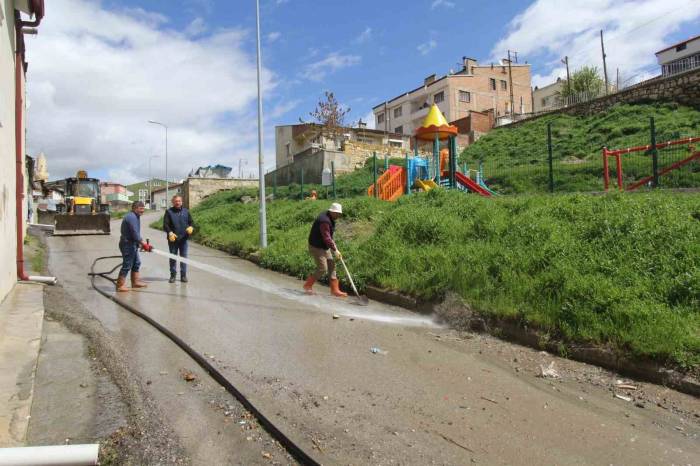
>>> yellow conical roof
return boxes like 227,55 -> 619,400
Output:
415,104 -> 458,141
420,104 -> 449,129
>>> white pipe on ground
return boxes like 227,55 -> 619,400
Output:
24,276 -> 57,285
0,444 -> 99,465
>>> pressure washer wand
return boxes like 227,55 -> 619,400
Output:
338,254 -> 369,306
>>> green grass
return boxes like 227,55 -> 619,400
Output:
185,188 -> 700,370
24,234 -> 46,273
110,210 -> 129,219
461,102 -> 700,193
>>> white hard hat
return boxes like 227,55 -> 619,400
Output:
328,202 -> 343,214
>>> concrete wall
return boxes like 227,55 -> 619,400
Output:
0,0 -> 18,300
183,178 -> 259,208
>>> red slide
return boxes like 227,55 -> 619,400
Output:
455,172 -> 492,197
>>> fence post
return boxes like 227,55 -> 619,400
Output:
433,135 -> 440,183
300,166 -> 304,200
602,148 -> 609,191
272,170 -> 277,198
547,122 -> 554,193
650,117 -> 659,188
373,152 -> 377,198
385,152 -> 389,171
404,152 -> 409,195
331,160 -> 336,199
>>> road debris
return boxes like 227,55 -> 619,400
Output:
312,438 -> 325,453
261,451 -> 272,460
614,394 -> 633,402
332,314 -> 340,319
370,347 -> 387,355
537,362 -> 560,379
180,369 -> 197,382
615,383 -> 638,390
437,432 -> 475,453
480,396 -> 499,405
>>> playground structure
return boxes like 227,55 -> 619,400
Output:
367,105 -> 495,201
603,136 -> 700,191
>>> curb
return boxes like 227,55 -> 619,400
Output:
322,283 -> 700,397
211,248 -> 700,398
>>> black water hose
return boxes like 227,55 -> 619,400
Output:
89,256 -> 321,466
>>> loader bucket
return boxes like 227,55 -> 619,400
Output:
53,213 -> 111,236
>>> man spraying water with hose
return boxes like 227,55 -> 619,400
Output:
116,201 -> 153,292
304,203 -> 347,297
163,195 -> 194,283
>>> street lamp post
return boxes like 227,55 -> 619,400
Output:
148,120 -> 168,206
148,155 -> 160,209
254,0 -> 268,248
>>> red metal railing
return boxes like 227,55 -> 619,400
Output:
603,137 -> 700,191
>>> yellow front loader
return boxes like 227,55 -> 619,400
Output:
54,171 -> 111,236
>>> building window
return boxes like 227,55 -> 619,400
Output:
286,142 -> 291,158
676,43 -> 687,52
138,189 -> 148,202
395,126 -> 403,134
377,113 -> 385,124
393,106 -> 402,118
501,80 -> 507,90
434,91 -> 444,103
489,78 -> 496,90
459,90 -> 471,103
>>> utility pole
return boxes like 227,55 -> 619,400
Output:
507,50 -> 515,117
562,56 -> 571,89
600,30 -> 609,95
616,67 -> 620,92
254,0 -> 267,248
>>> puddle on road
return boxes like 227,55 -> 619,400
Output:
152,249 -> 439,328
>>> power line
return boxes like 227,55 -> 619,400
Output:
564,1 -> 700,63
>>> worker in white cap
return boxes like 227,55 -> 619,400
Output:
304,202 -> 347,297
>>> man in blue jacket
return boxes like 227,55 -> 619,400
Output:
117,201 -> 153,292
163,195 -> 194,283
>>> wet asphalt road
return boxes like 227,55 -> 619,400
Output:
46,213 -> 699,465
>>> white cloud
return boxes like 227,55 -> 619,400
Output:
269,99 -> 301,119
26,0 -> 276,184
493,0 -> 700,87
417,39 -> 437,55
354,27 -> 372,44
361,110 -> 376,130
301,52 -> 361,82
431,0 -> 455,9
267,31 -> 281,43
184,17 -> 206,37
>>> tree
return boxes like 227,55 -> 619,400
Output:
305,91 -> 351,138
560,66 -> 604,97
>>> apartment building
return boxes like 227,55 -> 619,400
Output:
533,78 -> 565,113
373,57 -> 532,136
656,34 -> 700,76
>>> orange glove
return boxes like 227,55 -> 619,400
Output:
168,232 -> 177,242
185,226 -> 194,235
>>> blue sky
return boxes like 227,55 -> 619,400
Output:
26,0 -> 700,183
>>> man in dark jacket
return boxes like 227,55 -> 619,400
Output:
117,201 -> 153,292
304,202 -> 347,297
163,195 -> 194,283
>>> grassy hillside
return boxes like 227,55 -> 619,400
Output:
185,189 -> 700,370
462,102 -> 700,162
459,103 -> 700,194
